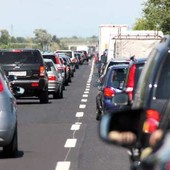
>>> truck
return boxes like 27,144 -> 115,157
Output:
98,24 -> 164,62
98,24 -> 128,60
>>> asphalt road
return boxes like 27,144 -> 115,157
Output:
0,59 -> 131,170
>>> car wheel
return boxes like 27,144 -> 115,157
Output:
3,125 -> 18,157
68,76 -> 72,83
59,88 -> 63,99
39,90 -> 49,103
71,72 -> 74,77
96,107 -> 102,121
65,79 -> 69,86
53,92 -> 58,99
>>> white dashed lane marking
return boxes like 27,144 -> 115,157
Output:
71,124 -> 80,131
81,99 -> 87,102
55,161 -> 71,170
64,139 -> 77,148
79,104 -> 86,109
75,112 -> 84,117
55,59 -> 95,170
82,94 -> 88,97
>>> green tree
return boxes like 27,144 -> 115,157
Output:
0,29 -> 10,45
34,29 -> 52,51
52,35 -> 60,44
133,18 -> 150,30
133,0 -> 170,34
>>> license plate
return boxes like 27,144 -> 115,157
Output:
9,71 -> 27,76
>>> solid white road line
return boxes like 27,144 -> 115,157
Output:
55,161 -> 71,170
64,139 -> 77,148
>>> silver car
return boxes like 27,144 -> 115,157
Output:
0,67 -> 18,157
44,59 -> 64,99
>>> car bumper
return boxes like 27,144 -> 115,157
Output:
48,81 -> 60,92
10,79 -> 48,90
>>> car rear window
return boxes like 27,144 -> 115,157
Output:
56,51 -> 72,58
43,55 -> 56,64
107,68 -> 127,88
0,51 -> 42,64
45,61 -> 56,72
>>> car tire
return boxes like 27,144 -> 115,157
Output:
59,89 -> 63,99
39,90 -> 49,103
96,108 -> 102,121
3,125 -> 18,157
68,76 -> 72,83
65,79 -> 69,86
71,72 -> 74,77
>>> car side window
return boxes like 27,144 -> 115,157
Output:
154,53 -> 170,99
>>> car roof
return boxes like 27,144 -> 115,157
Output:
0,48 -> 40,52
108,64 -> 129,70
43,58 -> 54,63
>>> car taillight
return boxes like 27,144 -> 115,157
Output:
12,49 -> 22,52
48,75 -> 57,81
72,58 -> 77,63
104,87 -> 115,97
67,66 -> 70,71
31,82 -> 39,87
126,64 -> 136,101
143,109 -> 160,133
39,66 -> 45,77
0,80 -> 4,92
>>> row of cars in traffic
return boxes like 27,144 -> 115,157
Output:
0,48 -> 89,157
96,35 -> 170,169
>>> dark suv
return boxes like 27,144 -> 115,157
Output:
0,49 -> 49,103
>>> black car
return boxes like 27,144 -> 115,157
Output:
99,35 -> 170,169
0,49 -> 49,103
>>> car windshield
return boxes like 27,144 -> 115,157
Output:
0,51 -> 42,64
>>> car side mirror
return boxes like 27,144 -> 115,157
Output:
99,108 -> 145,148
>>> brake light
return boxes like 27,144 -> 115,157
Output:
143,109 -> 160,133
31,82 -> 39,87
67,66 -> 70,71
48,75 -> 57,81
72,58 -> 77,63
12,49 -> 22,53
0,80 -> 4,92
39,66 -> 45,77
126,64 -> 136,101
104,87 -> 115,97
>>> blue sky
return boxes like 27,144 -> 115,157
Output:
0,0 -> 145,38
